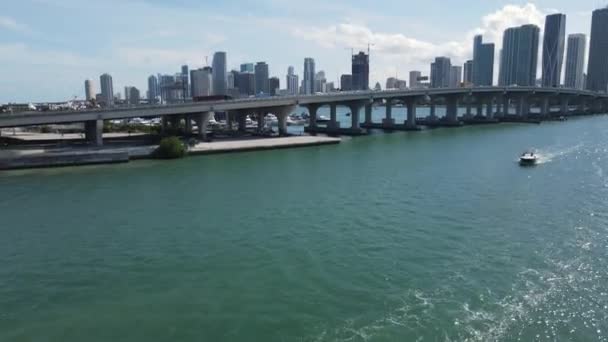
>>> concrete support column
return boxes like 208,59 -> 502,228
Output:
446,96 -> 459,122
541,97 -> 550,117
465,98 -> 472,117
495,97 -> 503,117
405,99 -> 417,128
169,116 -> 180,129
382,100 -> 394,126
516,96 -> 529,116
307,104 -> 319,128
328,104 -> 339,129
476,98 -> 484,117
84,119 -> 103,146
161,116 -> 168,134
237,112 -> 247,132
578,98 -> 587,114
430,102 -> 437,121
226,111 -> 234,131
184,115 -> 193,136
274,105 -> 296,136
349,103 -> 362,130
196,112 -> 212,140
486,97 -> 494,118
364,103 -> 373,125
257,111 -> 265,132
560,97 -> 569,116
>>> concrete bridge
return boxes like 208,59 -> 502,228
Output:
1,87 -> 606,145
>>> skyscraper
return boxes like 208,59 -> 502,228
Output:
499,24 -> 540,86
236,72 -> 255,96
303,58 -> 315,94
352,51 -> 370,90
190,67 -> 213,97
240,63 -> 254,73
409,71 -> 421,89
255,62 -> 269,94
212,51 -> 227,96
463,60 -> 474,84
269,77 -> 280,96
84,79 -> 95,101
542,14 -> 566,87
314,71 -> 327,93
450,66 -> 462,87
181,65 -> 190,98
564,34 -> 586,90
340,74 -> 353,91
587,7 -> 608,92
147,75 -> 158,104
472,35 -> 495,86
430,57 -> 451,88
286,66 -> 299,95
124,87 -> 140,105
99,73 -> 114,106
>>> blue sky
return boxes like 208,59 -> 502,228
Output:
0,0 -> 598,103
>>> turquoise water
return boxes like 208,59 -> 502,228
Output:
2,116 -> 608,341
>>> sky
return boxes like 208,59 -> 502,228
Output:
0,0 -> 600,103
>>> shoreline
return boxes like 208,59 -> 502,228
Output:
0,135 -> 341,171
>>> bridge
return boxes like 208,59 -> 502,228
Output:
1,87 -> 607,146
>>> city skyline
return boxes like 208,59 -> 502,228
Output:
0,1 -> 599,103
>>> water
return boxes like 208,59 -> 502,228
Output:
2,116 -> 608,341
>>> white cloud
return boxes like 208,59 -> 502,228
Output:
0,16 -> 30,33
291,3 -> 546,87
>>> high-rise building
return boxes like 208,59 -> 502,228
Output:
181,65 -> 190,99
409,71 -> 422,89
542,14 -> 566,87
314,71 -> 327,93
564,34 -> 586,90
124,87 -> 140,105
286,66 -> 299,95
430,57 -> 451,88
352,51 -> 370,90
269,77 -> 280,96
463,60 -> 474,84
254,62 -> 269,94
236,72 -> 255,96
303,58 -> 315,94
147,75 -> 159,104
386,77 -> 398,89
240,63 -> 254,73
472,35 -> 495,86
450,66 -> 462,87
212,51 -> 227,96
190,67 -> 213,97
84,79 -> 95,101
499,24 -> 540,86
340,74 -> 353,91
587,7 -> 608,92
99,73 -> 114,106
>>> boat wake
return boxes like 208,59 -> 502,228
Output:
519,144 -> 584,165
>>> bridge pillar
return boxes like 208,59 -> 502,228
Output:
184,115 -> 193,136
256,111 -> 265,132
465,98 -> 472,117
430,102 -> 437,121
486,97 -> 495,118
306,104 -> 319,128
161,116 -> 168,134
577,98 -> 587,114
382,100 -> 394,126
237,111 -> 247,132
363,103 -> 372,125
476,97 -> 484,117
226,111 -> 234,131
84,119 -> 103,146
405,99 -> 417,128
592,99 -> 603,114
348,102 -> 363,130
541,96 -> 550,117
446,96 -> 459,122
516,96 -> 529,117
274,106 -> 296,136
560,97 -> 569,116
328,104 -> 339,129
169,116 -> 180,129
195,112 -> 212,140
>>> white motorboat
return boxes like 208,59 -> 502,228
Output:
519,151 -> 538,166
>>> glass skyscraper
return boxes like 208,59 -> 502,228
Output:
541,14 -> 566,87
212,52 -> 227,96
586,7 -> 608,92
499,24 -> 540,87
564,34 -> 586,90
472,35 -> 495,86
